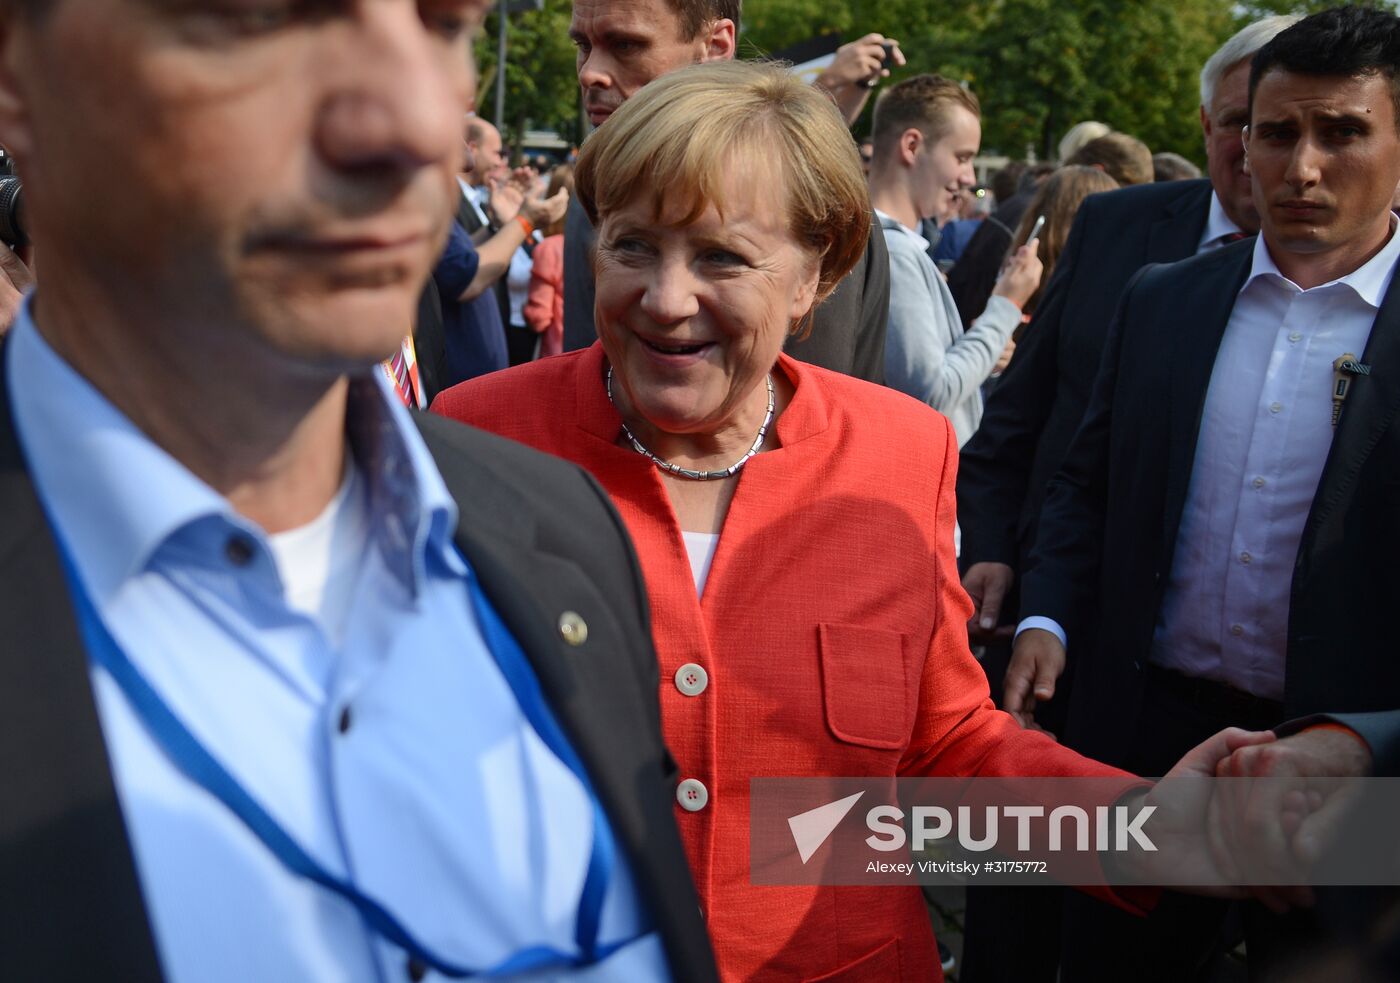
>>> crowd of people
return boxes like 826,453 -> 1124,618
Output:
0,1 -> 1398,982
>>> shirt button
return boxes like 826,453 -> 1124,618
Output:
1289,332 -> 1302,342
677,778 -> 709,812
1230,624 -> 1245,636
558,611 -> 588,646
406,956 -> 428,982
1240,551 -> 1253,564
1253,476 -> 1266,489
337,705 -> 352,734
674,663 -> 709,697
225,535 -> 255,567
1270,402 -> 1283,414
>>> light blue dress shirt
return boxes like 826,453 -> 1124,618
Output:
6,302 -> 667,982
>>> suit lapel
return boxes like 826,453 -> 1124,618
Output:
416,420 -> 655,835
1146,181 -> 1213,264
0,355 -> 164,981
457,190 -> 484,235
1306,271 -> 1400,530
1160,243 -> 1255,561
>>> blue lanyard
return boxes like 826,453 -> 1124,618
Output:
59,549 -> 628,978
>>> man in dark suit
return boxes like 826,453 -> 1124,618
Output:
957,14 -> 1328,982
1011,8 -> 1400,977
562,0 -> 889,384
957,14 -> 1301,696
0,1 -> 714,980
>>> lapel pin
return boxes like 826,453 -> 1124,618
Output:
558,611 -> 588,647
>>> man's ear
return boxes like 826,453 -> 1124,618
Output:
1241,126 -> 1251,176
0,17 -> 35,159
701,18 -> 737,62
899,128 -> 923,168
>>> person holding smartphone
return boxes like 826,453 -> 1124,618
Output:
868,74 -> 1042,447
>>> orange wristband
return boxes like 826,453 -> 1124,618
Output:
516,215 -> 534,238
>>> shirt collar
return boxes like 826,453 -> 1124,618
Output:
1198,192 -> 1245,251
6,299 -> 463,608
874,209 -> 932,252
1245,212 -> 1400,308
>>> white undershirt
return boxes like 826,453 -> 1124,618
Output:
267,458 -> 370,648
680,531 -> 719,597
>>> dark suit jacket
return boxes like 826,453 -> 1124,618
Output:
1020,240 -> 1400,764
456,187 -> 515,329
560,197 -> 891,384
958,179 -> 1214,577
0,371 -> 718,981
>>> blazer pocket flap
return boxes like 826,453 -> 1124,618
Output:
818,624 -> 911,750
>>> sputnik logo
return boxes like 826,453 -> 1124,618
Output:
788,792 -> 865,864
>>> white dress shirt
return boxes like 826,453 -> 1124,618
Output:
1197,192 -> 1246,252
1016,192 -> 1240,647
1019,217 -> 1400,704
1152,218 -> 1400,699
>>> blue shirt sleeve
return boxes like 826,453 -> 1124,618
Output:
433,223 -> 480,300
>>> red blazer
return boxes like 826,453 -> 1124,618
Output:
434,345 -> 1132,982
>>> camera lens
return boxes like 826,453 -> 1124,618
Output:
0,176 -> 27,249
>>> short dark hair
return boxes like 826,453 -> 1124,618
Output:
662,0 -> 741,41
871,75 -> 981,162
1249,6 -> 1400,125
991,161 -> 1028,204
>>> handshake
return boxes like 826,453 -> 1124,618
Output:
1114,724 -> 1384,909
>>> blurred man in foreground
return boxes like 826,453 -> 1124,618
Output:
0,0 -> 713,978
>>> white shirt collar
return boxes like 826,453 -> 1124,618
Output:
1197,192 -> 1245,252
1246,213 -> 1400,309
874,208 -> 931,252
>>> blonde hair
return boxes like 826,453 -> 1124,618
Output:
574,60 -> 871,334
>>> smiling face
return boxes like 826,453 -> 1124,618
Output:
1202,59 -> 1258,232
594,155 -> 819,442
1246,69 -> 1400,276
569,0 -> 734,128
911,106 -> 980,222
0,0 -> 482,373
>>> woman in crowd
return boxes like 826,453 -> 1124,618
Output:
524,164 -> 574,358
433,61 -> 1229,982
1008,164 -> 1119,322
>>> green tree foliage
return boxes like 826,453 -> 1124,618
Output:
477,0 -> 1398,163
475,2 -> 583,153
742,0 -> 1395,165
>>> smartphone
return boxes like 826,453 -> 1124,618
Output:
863,41 -> 898,89
1023,214 -> 1046,247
